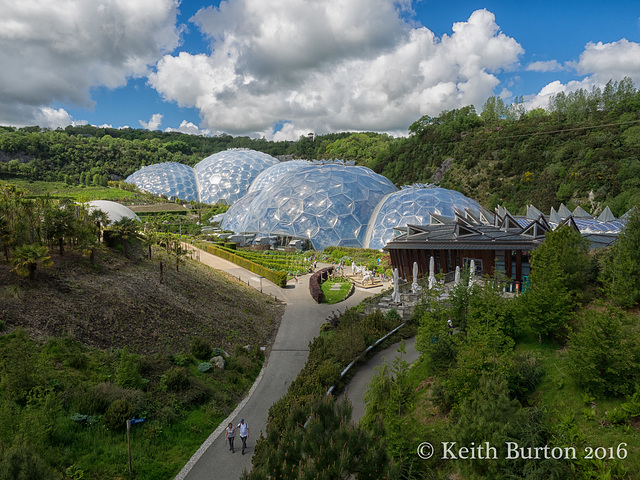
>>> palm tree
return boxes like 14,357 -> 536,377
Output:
111,218 -> 140,258
0,215 -> 13,262
11,244 -> 53,280
46,204 -> 76,255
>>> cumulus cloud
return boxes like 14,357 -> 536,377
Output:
139,113 -> 164,130
149,4 -> 523,139
525,38 -> 640,111
0,0 -> 180,127
165,120 -> 212,136
526,60 -> 565,72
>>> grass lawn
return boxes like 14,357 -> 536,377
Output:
321,279 -> 353,304
3,179 -> 140,202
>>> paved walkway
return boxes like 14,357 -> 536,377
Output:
339,336 -> 419,422
176,245 -> 385,480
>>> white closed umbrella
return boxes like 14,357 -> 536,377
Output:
392,268 -> 401,303
469,260 -> 476,285
428,256 -> 436,289
412,261 -> 421,294
454,266 -> 460,285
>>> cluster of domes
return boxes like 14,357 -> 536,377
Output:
223,162 -> 397,250
125,149 -> 504,250
125,148 -> 279,205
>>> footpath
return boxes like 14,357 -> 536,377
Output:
176,244 -> 385,480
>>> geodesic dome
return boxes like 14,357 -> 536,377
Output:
364,184 -> 484,249
194,148 -> 279,205
221,190 -> 261,233
248,160 -> 311,193
221,163 -> 398,250
125,162 -> 199,202
86,200 -> 140,224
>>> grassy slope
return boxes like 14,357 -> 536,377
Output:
0,245 -> 282,355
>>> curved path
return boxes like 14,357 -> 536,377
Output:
339,336 -> 420,422
176,245 -> 385,480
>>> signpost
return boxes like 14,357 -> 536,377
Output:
126,418 -> 145,473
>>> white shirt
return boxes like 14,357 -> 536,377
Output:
237,422 -> 249,437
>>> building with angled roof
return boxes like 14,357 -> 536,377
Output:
384,202 -> 629,291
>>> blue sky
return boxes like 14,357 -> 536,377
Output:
1,0 -> 639,139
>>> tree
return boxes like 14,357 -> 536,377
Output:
568,306 -> 637,397
110,218 -> 140,258
0,215 -> 13,261
600,209 -> 640,307
45,203 -> 76,256
520,225 -> 591,340
10,244 -> 53,280
246,395 -> 397,480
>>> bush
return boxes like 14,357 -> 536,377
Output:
103,398 -> 134,431
190,337 -> 213,360
198,362 -> 212,373
163,366 -> 190,392
309,266 -> 334,303
224,242 -> 236,250
0,442 -> 54,480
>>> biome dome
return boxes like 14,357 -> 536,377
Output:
86,200 -> 140,224
194,148 -> 279,205
221,162 -> 398,250
248,160 -> 311,193
364,184 -> 485,249
125,162 -> 199,202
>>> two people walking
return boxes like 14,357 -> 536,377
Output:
225,419 -> 250,455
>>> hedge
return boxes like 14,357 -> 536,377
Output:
309,266 -> 334,303
196,242 -> 288,288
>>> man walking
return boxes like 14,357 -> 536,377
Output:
237,418 -> 249,455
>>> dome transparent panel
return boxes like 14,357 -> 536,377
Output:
248,160 -> 311,193
221,164 -> 398,250
125,162 -> 199,202
365,185 -> 484,249
194,149 -> 279,205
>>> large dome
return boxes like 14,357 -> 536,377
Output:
248,160 -> 311,193
222,163 -> 398,250
124,162 -> 199,202
364,184 -> 485,249
86,200 -> 140,224
194,148 -> 279,205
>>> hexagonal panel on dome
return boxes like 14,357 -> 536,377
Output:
221,163 -> 398,250
248,160 -> 311,193
364,185 -> 484,249
125,162 -> 199,202
194,148 -> 279,205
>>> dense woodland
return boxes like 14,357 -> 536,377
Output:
1,78 -> 640,218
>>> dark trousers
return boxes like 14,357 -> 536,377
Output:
228,436 -> 235,452
241,435 -> 247,452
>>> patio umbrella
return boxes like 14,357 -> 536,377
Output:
469,260 -> 476,285
392,268 -> 401,303
454,266 -> 460,285
412,261 -> 420,294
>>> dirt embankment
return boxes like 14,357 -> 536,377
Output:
0,248 -> 282,355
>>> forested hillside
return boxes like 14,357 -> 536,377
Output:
1,78 -> 639,217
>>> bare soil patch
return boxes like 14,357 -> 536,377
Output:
0,247 -> 282,355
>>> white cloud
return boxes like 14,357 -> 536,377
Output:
525,39 -> 640,111
149,5 -> 523,139
0,0 -> 180,127
139,113 -> 164,130
165,120 -> 212,136
526,60 -> 565,72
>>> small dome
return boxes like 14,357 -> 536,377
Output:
125,162 -> 199,202
86,200 -> 140,224
194,148 -> 279,205
365,185 -> 484,249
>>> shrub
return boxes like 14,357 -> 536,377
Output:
198,362 -> 212,373
103,398 -> 134,431
0,442 -> 54,480
163,366 -> 190,392
309,266 -> 334,303
224,242 -> 237,250
190,337 -> 213,360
